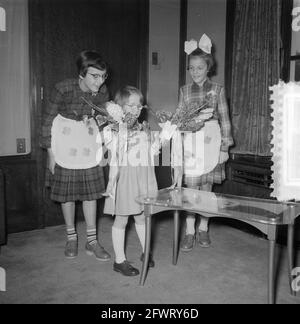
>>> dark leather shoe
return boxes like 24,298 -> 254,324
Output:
65,240 -> 78,259
180,234 -> 195,252
197,231 -> 211,248
85,241 -> 111,261
113,261 -> 140,276
140,253 -> 155,268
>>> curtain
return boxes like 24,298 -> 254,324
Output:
0,0 -> 30,156
230,0 -> 281,156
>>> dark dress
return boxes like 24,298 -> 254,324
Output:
41,79 -> 109,202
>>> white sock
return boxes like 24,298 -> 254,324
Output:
112,226 -> 126,264
135,223 -> 145,252
186,216 -> 196,235
198,217 -> 209,232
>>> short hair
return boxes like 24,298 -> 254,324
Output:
114,86 -> 144,107
188,48 -> 215,74
76,50 -> 108,77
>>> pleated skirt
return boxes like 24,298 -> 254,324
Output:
45,164 -> 105,203
183,162 -> 226,187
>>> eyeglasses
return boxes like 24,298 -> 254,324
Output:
87,72 -> 108,81
124,104 -> 144,110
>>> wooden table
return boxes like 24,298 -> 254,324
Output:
136,187 -> 300,304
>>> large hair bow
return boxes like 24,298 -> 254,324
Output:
184,34 -> 212,55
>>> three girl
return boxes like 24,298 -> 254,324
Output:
43,34 -> 233,276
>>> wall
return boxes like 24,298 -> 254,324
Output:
147,0 -> 227,131
0,0 -> 31,156
186,0 -> 227,85
148,0 -> 181,130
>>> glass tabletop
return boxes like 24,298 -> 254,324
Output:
136,187 -> 300,225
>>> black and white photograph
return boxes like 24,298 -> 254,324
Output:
0,0 -> 300,306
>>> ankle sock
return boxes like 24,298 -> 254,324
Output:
198,217 -> 209,232
66,226 -> 77,241
87,227 -> 97,245
112,226 -> 126,264
186,216 -> 196,235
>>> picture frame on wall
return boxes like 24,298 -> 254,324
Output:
270,81 -> 300,201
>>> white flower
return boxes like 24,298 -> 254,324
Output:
106,101 -> 124,123
207,90 -> 217,97
159,120 -> 178,142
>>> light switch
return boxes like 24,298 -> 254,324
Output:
152,52 -> 158,65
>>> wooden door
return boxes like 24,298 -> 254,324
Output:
29,0 -> 149,226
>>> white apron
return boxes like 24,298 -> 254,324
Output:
171,120 -> 221,183
51,114 -> 102,169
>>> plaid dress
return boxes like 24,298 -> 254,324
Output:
176,79 -> 234,186
41,79 -> 109,202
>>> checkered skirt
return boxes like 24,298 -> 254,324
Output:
183,163 -> 226,187
45,165 -> 105,202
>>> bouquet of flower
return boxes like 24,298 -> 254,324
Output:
81,97 -> 146,133
148,99 -> 214,145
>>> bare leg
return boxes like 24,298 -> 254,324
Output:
82,200 -> 97,228
61,202 -> 76,228
61,202 -> 77,258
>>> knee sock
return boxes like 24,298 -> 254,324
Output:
135,223 -> 145,252
186,216 -> 196,235
66,226 -> 77,241
87,226 -> 97,245
198,217 -> 209,232
112,226 -> 126,264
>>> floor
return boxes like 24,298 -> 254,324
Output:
0,213 -> 300,304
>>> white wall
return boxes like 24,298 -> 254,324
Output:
0,0 -> 30,156
186,0 -> 227,85
147,0 -> 181,129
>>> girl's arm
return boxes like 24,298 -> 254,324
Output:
40,85 -> 64,149
217,87 -> 234,163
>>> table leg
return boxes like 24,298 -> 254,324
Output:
288,223 -> 296,296
268,239 -> 276,304
173,210 -> 179,265
139,207 -> 152,286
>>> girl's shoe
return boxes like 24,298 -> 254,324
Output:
180,234 -> 195,252
113,260 -> 140,276
85,241 -> 111,261
140,253 -> 155,268
65,240 -> 78,259
197,231 -> 211,248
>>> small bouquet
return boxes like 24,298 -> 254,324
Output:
149,99 -> 214,145
81,97 -> 145,132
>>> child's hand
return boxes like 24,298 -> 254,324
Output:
218,151 -> 229,164
47,149 -> 56,175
